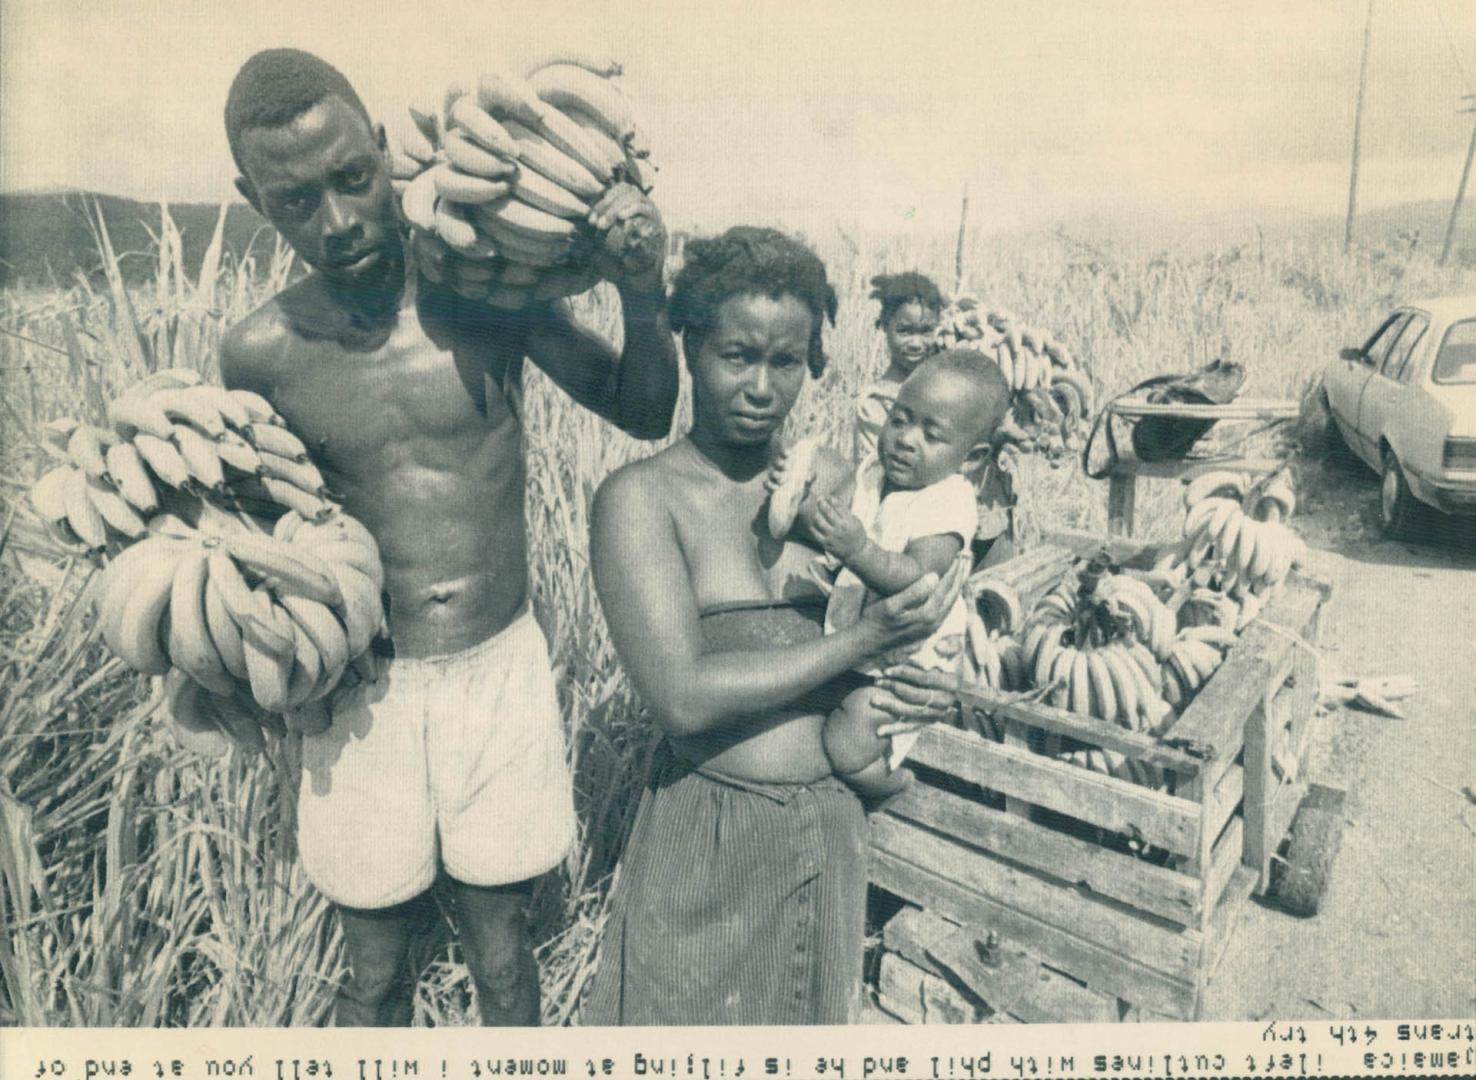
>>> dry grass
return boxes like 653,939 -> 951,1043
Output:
1,197 -> 1472,1027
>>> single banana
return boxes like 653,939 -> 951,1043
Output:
478,195 -> 580,244
523,50 -> 623,79
1184,495 -> 1231,541
1067,649 -> 1092,716
279,593 -> 350,684
153,388 -> 226,437
132,432 -> 192,488
108,394 -> 175,440
221,533 -> 342,607
62,466 -> 108,549
1047,644 -> 1076,709
104,442 -> 159,512
467,223 -> 569,267
328,563 -> 385,658
258,450 -> 326,495
1051,368 -> 1094,415
1213,504 -> 1244,566
29,465 -> 74,525
305,511 -> 379,556
244,421 -> 309,461
67,425 -> 111,478
260,476 -> 333,521
500,118 -> 605,199
528,65 -> 636,144
284,625 -> 323,710
477,71 -> 548,128
563,107 -> 630,176
1100,645 -> 1141,729
1085,649 -> 1117,723
167,547 -> 236,695
205,549 -> 288,652
512,164 -> 592,219
445,96 -> 517,160
993,342 -> 1016,389
203,569 -> 249,681
1180,638 -> 1224,685
1183,470 -> 1247,509
435,167 -> 513,207
401,168 -> 440,231
766,436 -> 819,538
85,476 -> 147,539
1233,515 -> 1260,579
240,604 -> 293,713
1122,639 -> 1164,695
173,424 -> 226,490
214,431 -> 264,475
1202,499 -> 1239,555
227,389 -> 280,425
107,543 -> 189,673
1255,479 -> 1297,523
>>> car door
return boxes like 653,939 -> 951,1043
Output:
1358,310 -> 1430,468
1328,312 -> 1405,465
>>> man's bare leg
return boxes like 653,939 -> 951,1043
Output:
450,878 -> 540,1025
333,892 -> 439,1026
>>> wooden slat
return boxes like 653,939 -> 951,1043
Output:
1108,473 -> 1137,537
872,815 -> 1200,981
957,689 -> 1204,778
883,909 -> 1120,1025
1037,528 -> 1153,567
1196,864 -> 1257,1017
1110,399 -> 1300,420
909,726 -> 1202,856
883,781 -> 1202,926
1241,686 -> 1273,891
876,952 -> 984,1024
1206,765 -> 1244,848
1203,816 -> 1244,915
970,544 -> 1077,609
871,847 -> 1196,1019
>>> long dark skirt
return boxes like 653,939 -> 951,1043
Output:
581,745 -> 868,1026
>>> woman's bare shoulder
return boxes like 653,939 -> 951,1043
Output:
593,442 -> 687,517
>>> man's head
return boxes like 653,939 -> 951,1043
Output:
878,349 -> 1011,489
226,49 -> 402,283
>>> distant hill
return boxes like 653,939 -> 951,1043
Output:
0,191 -> 275,289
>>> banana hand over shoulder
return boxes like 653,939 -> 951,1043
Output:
62,467 -> 108,549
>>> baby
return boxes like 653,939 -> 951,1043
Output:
778,350 -> 1013,802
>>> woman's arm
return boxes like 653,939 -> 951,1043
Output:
590,466 -> 964,739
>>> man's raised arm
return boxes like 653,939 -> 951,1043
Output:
521,185 -> 679,441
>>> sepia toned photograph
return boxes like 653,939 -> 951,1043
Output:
1,0 -> 1472,1045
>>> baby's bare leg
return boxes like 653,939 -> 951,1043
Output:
823,686 -> 913,804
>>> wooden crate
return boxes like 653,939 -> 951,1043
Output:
867,530 -> 1330,1023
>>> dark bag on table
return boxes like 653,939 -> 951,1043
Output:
1083,358 -> 1247,480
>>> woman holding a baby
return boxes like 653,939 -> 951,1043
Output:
581,227 -> 1010,1026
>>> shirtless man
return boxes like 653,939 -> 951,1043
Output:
218,48 -> 678,1026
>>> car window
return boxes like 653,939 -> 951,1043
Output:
1383,313 -> 1428,382
1433,318 -> 1476,385
1361,313 -> 1407,369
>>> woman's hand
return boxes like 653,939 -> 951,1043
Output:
860,552 -> 969,655
872,657 -> 966,727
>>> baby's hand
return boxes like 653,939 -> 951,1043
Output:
810,495 -> 866,560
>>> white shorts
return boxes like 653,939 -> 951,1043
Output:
296,606 -> 576,909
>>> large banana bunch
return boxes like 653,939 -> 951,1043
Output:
1155,468 -> 1306,598
390,52 -> 655,310
29,371 -> 386,756
96,507 -> 384,752
934,297 -> 1095,467
28,368 -> 333,556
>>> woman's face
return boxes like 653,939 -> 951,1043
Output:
882,300 -> 939,374
690,292 -> 815,447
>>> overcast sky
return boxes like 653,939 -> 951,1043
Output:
2,0 -> 1473,236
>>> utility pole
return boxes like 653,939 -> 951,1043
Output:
954,182 -> 971,296
1440,97 -> 1476,266
1345,0 -> 1374,254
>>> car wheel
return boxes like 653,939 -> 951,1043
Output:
1379,450 -> 1420,539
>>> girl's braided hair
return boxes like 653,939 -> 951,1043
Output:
869,271 -> 943,328
669,226 -> 838,377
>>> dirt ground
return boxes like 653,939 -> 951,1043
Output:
1201,454 -> 1476,1021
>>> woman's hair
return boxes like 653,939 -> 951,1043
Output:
668,226 -> 838,377
869,271 -> 944,328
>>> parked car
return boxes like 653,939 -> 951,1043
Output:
1316,295 -> 1476,538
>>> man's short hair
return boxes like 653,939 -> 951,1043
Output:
919,348 -> 1013,445
225,48 -> 368,174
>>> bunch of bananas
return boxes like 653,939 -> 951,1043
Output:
1159,625 -> 1238,709
961,580 -> 1027,692
933,297 -> 1095,466
389,51 -> 656,309
27,370 -> 386,757
1155,469 -> 1306,598
95,508 -> 383,745
29,368 -> 332,554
